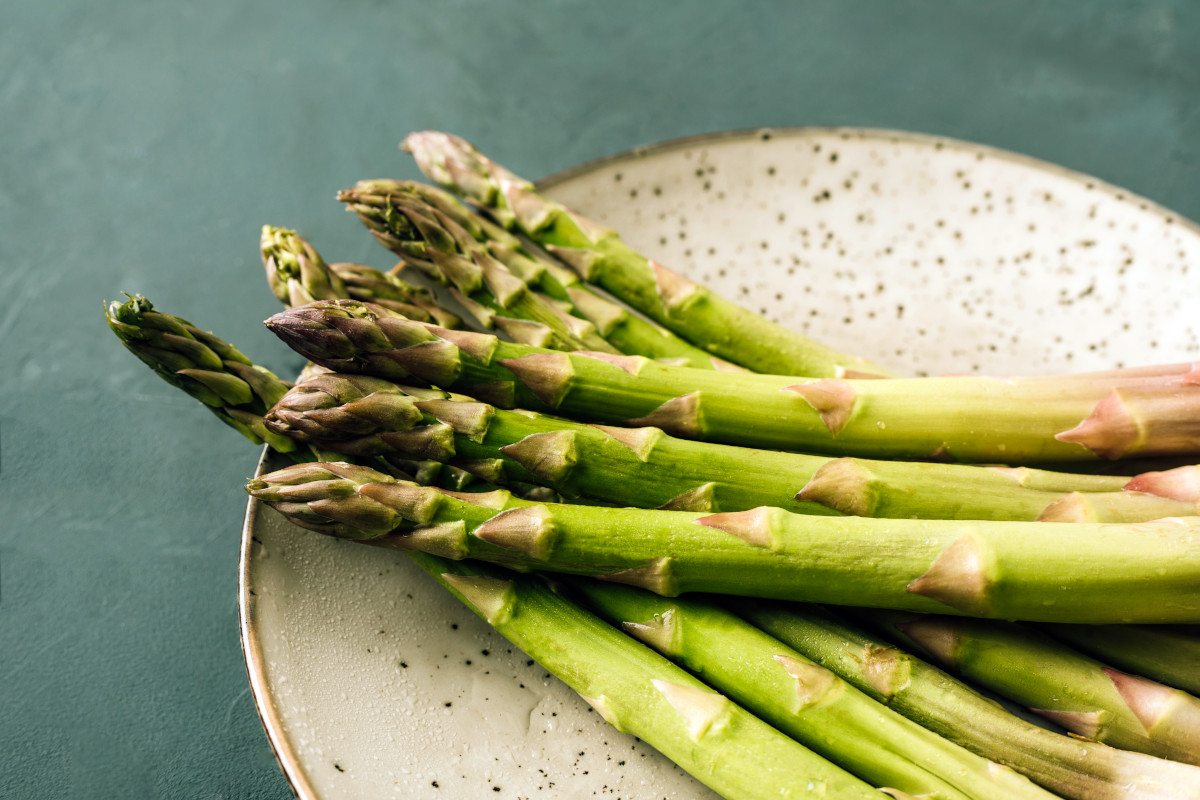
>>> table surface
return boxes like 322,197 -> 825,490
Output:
4,2 -> 1199,797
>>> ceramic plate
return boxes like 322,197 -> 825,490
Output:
239,128 -> 1200,798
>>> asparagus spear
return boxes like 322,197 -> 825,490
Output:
105,294 -> 298,452
340,179 -> 738,370
260,224 -> 461,327
264,300 -> 1200,462
333,183 -> 613,353
407,553 -> 883,800
1039,624 -> 1200,696
263,371 -> 1200,522
569,579 -> 1053,799
859,611 -> 1200,766
260,225 -> 351,306
403,131 -> 897,379
248,463 -> 1200,623
736,602 -> 1200,800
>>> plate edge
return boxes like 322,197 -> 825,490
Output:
239,446 -> 318,800
535,126 -> 1200,240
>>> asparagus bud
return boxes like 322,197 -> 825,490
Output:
403,131 -> 897,378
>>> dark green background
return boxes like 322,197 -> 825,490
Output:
3,2 -> 1198,797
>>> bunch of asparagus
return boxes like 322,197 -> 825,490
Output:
107,132 -> 1200,799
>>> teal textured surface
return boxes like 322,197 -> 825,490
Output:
3,1 -> 1199,797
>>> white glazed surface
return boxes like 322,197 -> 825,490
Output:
240,128 -> 1200,799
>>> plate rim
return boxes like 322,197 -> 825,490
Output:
237,125 -> 1200,800
239,447 -> 319,799
536,125 -> 1199,238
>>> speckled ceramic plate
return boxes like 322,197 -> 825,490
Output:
239,128 -> 1200,799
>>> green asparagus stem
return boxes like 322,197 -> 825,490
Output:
105,294 -> 298,452
1039,624 -> 1200,696
569,579 -> 1053,799
263,372 -> 1200,522
264,300 -> 1200,462
340,179 -> 737,370
403,131 -> 898,379
335,182 -> 614,353
247,463 -> 1200,623
409,554 -> 883,800
736,602 -> 1200,800
860,611 -> 1200,766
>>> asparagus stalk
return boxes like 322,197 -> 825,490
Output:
248,463 -> 1200,623
334,183 -> 614,353
859,611 -> 1200,766
1038,624 -> 1200,696
340,179 -> 737,370
403,131 -> 897,379
264,300 -> 1200,462
263,371 -> 1200,522
105,294 -> 298,452
569,579 -> 1053,799
407,554 -> 883,800
738,602 -> 1200,800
